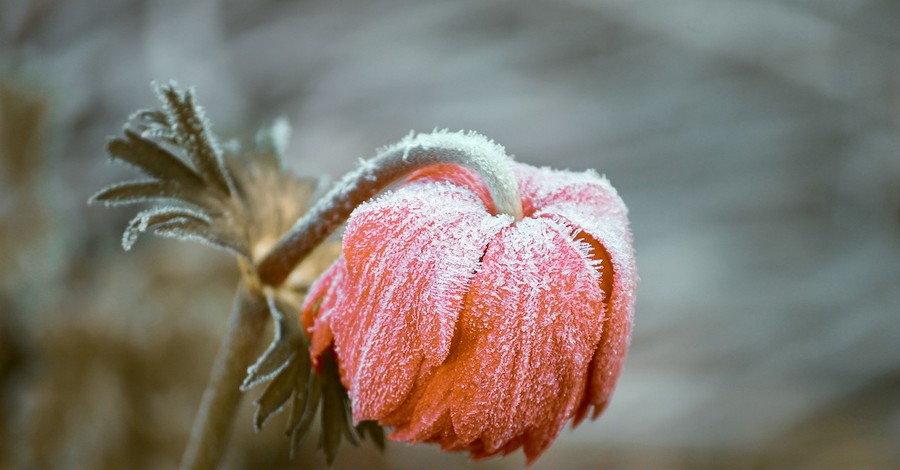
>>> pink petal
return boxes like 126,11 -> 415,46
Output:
515,163 -> 637,423
331,181 -> 512,421
301,256 -> 346,364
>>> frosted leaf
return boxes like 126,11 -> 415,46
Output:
89,179 -> 217,210
153,81 -> 232,195
253,352 -> 300,431
106,130 -> 202,186
242,295 -> 303,391
122,206 -> 210,251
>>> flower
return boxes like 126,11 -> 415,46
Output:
301,161 -> 637,463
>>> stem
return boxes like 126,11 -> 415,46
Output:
180,282 -> 269,470
257,130 -> 523,286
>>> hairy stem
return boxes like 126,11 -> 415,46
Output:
257,131 -> 522,286
180,282 -> 269,470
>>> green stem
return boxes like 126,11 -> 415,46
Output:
180,283 -> 269,470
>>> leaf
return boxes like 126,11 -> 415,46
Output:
356,421 -> 385,451
242,296 -> 306,390
254,357 -> 300,431
107,131 -> 202,186
122,206 -> 210,250
155,82 -> 232,195
289,372 -> 321,459
89,179 -> 212,209
319,352 -> 356,464
152,218 -> 247,256
241,333 -> 296,391
285,344 -> 312,433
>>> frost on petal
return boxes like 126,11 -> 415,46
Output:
515,163 -> 637,423
329,181 -> 512,422
394,217 -> 605,463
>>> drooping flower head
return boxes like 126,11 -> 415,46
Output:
302,159 -> 636,463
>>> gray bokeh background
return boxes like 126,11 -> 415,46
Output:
2,0 -> 899,468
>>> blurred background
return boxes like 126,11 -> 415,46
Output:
2,0 -> 900,468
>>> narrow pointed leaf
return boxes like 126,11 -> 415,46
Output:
242,294 -> 308,390
290,373 -> 322,459
286,346 -> 312,433
254,358 -> 300,431
152,218 -> 247,256
138,125 -> 179,146
107,131 -> 202,185
241,336 -> 296,391
319,354 -> 347,465
156,83 -> 231,195
340,397 -> 359,446
356,421 -> 385,450
122,206 -> 210,250
320,392 -> 342,465
89,180 -> 211,208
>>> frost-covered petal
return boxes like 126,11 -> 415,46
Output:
329,181 -> 512,421
393,216 -> 606,463
514,163 -> 637,422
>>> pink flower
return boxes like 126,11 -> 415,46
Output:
302,162 -> 637,463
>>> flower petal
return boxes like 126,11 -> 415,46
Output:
301,255 -> 347,363
515,164 -> 637,423
331,180 -> 512,421
396,216 -> 606,463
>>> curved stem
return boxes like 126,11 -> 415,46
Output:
180,282 -> 269,470
257,130 -> 522,286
